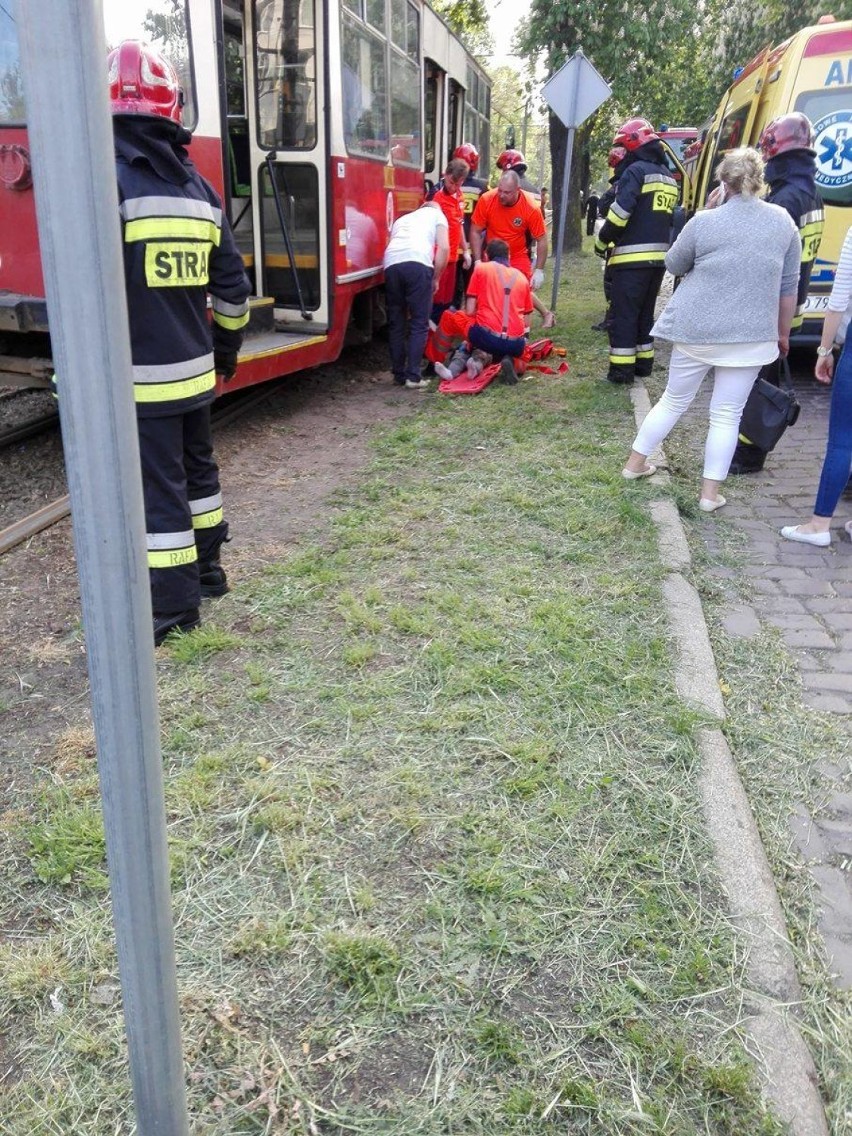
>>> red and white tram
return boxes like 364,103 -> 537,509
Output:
0,0 -> 490,392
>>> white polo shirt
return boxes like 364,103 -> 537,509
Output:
383,204 -> 448,270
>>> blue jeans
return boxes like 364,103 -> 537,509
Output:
815,338 -> 852,517
385,262 -> 433,383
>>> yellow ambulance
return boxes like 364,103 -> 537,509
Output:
686,16 -> 852,342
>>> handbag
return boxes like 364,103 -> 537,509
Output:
737,357 -> 800,453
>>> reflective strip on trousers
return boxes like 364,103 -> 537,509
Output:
190,492 -> 224,530
133,354 -> 216,404
147,529 -> 198,569
610,351 -> 636,365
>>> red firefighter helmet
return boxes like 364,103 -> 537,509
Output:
108,40 -> 184,124
612,118 -> 659,151
496,149 -> 528,175
608,145 -> 627,168
453,142 -> 479,173
758,113 -> 814,159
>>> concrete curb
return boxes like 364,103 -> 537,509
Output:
629,384 -> 829,1136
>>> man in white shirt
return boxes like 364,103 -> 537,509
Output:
383,202 -> 449,389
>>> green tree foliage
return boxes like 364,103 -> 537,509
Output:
430,0 -> 493,58
516,0 -> 698,250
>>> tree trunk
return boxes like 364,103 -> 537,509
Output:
549,114 -> 593,254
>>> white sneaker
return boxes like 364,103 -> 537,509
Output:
405,378 -> 430,390
698,495 -> 726,513
780,525 -> 830,547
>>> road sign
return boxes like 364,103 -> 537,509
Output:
542,51 -> 612,312
542,50 -> 612,129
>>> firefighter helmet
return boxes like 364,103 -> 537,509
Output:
108,40 -> 184,124
608,145 -> 627,168
758,113 -> 814,159
613,118 -> 659,151
496,149 -> 528,175
453,143 -> 479,173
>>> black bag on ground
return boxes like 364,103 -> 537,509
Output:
737,357 -> 800,453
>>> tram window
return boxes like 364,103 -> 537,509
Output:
390,54 -> 419,166
342,13 -> 389,158
0,0 -> 24,125
253,0 -> 317,150
365,0 -> 384,32
102,0 -> 196,131
261,162 -> 321,310
424,62 -> 439,173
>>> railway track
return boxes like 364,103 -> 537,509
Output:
0,382 -> 282,558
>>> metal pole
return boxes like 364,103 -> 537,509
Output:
17,4 -> 190,1134
549,53 -> 582,314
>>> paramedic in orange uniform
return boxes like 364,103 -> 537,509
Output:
470,171 -> 554,327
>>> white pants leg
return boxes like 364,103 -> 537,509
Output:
632,348 -> 712,459
703,363 -> 762,480
632,348 -> 761,482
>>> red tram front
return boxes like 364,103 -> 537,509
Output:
0,0 -> 491,392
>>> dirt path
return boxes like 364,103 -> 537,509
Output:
0,346 -> 413,797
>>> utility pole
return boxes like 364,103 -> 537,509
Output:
17,3 -> 191,1133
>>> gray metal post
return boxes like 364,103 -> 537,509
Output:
17,3 -> 190,1133
549,51 -> 582,314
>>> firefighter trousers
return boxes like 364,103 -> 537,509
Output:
607,266 -> 665,383
138,405 -> 228,615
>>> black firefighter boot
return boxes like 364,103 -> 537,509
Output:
199,560 -> 230,598
154,608 -> 201,647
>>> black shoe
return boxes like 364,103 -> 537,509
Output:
498,356 -> 518,385
153,608 -> 201,647
199,564 -> 229,598
605,371 -> 634,385
591,320 -> 609,332
634,366 -> 653,379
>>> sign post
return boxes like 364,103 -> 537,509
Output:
541,51 -> 612,314
17,3 -> 190,1132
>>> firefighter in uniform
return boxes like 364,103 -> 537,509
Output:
108,40 -> 251,645
730,112 -> 825,473
451,143 -> 488,308
595,119 -> 678,384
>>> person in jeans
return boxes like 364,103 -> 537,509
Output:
781,225 -> 852,546
621,148 -> 799,511
383,201 -> 449,389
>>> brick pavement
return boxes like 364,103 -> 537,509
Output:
687,363 -> 852,987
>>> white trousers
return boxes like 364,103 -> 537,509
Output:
632,348 -> 761,481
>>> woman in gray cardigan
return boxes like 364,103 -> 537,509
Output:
622,147 -> 801,511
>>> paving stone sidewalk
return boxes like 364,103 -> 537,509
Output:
691,364 -> 852,987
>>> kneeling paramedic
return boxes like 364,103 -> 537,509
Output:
109,40 -> 251,645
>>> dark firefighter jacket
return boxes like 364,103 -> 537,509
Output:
764,149 -> 825,328
114,118 -> 251,419
595,142 -> 678,268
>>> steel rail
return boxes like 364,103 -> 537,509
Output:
0,382 -> 282,557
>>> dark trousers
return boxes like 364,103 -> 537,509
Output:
138,405 -> 227,614
468,324 -> 526,360
608,266 -> 665,381
815,338 -> 852,515
385,262 -> 433,384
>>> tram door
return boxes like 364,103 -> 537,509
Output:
223,0 -> 328,328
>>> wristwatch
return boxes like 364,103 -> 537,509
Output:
816,345 -> 833,357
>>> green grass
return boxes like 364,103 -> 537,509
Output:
0,248 -> 831,1134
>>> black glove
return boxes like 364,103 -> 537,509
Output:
214,350 -> 238,381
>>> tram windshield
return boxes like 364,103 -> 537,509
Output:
0,0 -> 195,129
